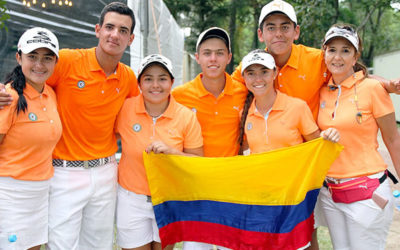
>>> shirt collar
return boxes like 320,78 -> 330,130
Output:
265,44 -> 299,70
136,93 -> 177,119
89,47 -> 120,78
24,83 -> 50,100
248,90 -> 286,117
327,70 -> 365,89
285,44 -> 300,70
194,72 -> 234,97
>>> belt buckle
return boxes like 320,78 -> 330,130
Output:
83,161 -> 89,169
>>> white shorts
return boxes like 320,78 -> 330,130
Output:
47,157 -> 117,250
317,172 -> 393,250
0,177 -> 49,250
116,185 -> 160,248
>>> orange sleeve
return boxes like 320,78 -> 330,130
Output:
0,87 -> 17,134
231,62 -> 245,84
371,81 -> 395,118
126,70 -> 140,98
297,101 -> 319,136
183,108 -> 203,149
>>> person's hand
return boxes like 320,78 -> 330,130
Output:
145,141 -> 179,155
389,78 -> 400,94
320,128 -> 340,143
0,84 -> 12,109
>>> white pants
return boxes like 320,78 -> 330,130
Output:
0,177 -> 49,250
116,185 -> 160,248
47,158 -> 117,250
318,174 -> 393,250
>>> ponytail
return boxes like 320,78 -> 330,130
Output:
4,53 -> 27,114
354,62 -> 368,78
238,91 -> 254,147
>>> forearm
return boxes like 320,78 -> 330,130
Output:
370,74 -> 400,94
382,134 -> 400,178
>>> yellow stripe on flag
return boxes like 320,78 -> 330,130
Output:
144,138 -> 342,206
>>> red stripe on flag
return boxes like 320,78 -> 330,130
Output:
160,213 -> 314,249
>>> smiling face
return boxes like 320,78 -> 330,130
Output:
324,37 -> 358,84
16,47 -> 57,91
95,11 -> 134,58
243,64 -> 276,98
258,13 -> 299,59
195,38 -> 232,79
139,64 -> 173,106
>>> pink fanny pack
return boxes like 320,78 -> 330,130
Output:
325,176 -> 381,204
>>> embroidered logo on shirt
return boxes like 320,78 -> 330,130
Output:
116,88 -> 120,93
132,123 -> 142,132
320,101 -> 326,109
191,108 -> 197,113
298,74 -> 306,80
28,112 -> 38,121
247,122 -> 253,131
77,80 -> 85,89
233,106 -> 240,111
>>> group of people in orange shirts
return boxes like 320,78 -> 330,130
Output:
0,1 -> 400,250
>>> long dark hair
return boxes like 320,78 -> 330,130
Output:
3,51 -> 28,114
238,91 -> 254,148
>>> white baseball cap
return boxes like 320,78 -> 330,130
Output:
241,50 -> 276,75
138,54 -> 174,80
323,26 -> 359,51
259,0 -> 297,26
17,27 -> 59,58
196,27 -> 231,52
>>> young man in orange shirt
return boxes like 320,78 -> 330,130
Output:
0,2 -> 139,250
172,27 -> 247,158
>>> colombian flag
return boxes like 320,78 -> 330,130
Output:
143,138 -> 342,249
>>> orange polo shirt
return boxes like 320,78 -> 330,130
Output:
115,94 -> 203,195
172,73 -> 248,157
46,48 -> 139,161
244,91 -> 318,154
0,83 -> 62,181
232,44 -> 329,120
318,71 -> 394,178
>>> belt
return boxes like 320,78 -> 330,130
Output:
53,156 -> 113,169
323,170 -> 398,188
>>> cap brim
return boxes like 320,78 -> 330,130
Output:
19,43 -> 59,58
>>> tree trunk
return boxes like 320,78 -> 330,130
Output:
227,0 -> 237,73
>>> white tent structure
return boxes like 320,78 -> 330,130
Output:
129,0 -> 185,87
373,50 -> 400,122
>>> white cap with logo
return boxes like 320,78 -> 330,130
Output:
17,27 -> 59,58
259,0 -> 297,26
138,54 -> 174,80
241,50 -> 276,75
323,26 -> 359,51
196,27 -> 231,52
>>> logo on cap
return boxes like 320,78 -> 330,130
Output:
77,81 -> 85,89
249,53 -> 264,62
133,123 -> 142,132
27,31 -> 57,49
28,112 -> 38,121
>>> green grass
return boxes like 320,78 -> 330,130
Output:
317,226 -> 333,250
